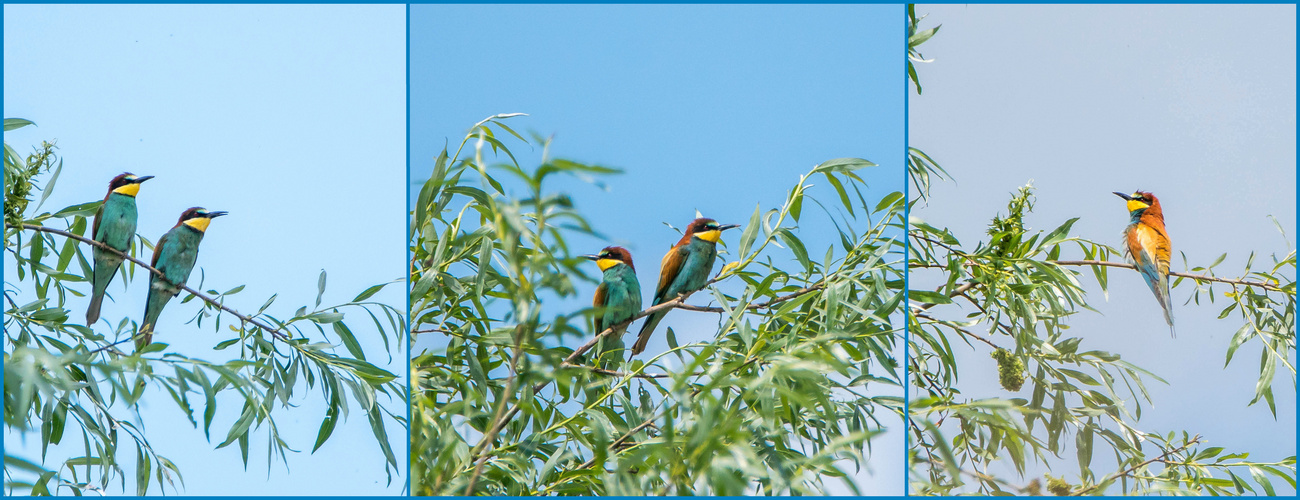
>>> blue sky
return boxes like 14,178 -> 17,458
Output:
4,5 -> 406,495
410,4 -> 906,494
909,4 -> 1295,494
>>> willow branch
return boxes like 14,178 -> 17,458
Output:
560,362 -> 671,379
465,324 -> 525,494
914,311 -> 1000,351
468,274 -> 807,468
673,283 -> 825,314
576,355 -> 764,471
10,223 -> 291,342
466,276 -> 722,465
1050,260 -> 1286,292
1070,436 -> 1202,496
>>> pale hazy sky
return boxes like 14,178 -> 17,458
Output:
910,4 -> 1295,494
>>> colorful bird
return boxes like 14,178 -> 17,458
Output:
1114,191 -> 1175,336
632,217 -> 739,357
582,246 -> 642,366
87,173 -> 154,325
138,207 -> 227,350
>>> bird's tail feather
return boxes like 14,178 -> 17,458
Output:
1161,288 -> 1175,338
86,293 -> 104,325
86,255 -> 121,325
1155,276 -> 1175,338
139,288 -> 172,352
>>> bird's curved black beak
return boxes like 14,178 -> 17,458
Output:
1113,192 -> 1133,201
580,254 -> 600,261
719,224 -> 741,231
207,211 -> 229,218
134,175 -> 155,183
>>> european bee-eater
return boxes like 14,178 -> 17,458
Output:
582,246 -> 641,366
1114,191 -> 1175,336
86,173 -> 154,325
631,217 -> 739,357
138,207 -> 227,350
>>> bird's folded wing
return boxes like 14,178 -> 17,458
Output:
655,245 -> 688,302
593,281 -> 608,333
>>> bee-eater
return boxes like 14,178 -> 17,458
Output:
1114,191 -> 1175,336
582,246 -> 642,366
631,217 -> 739,357
86,173 -> 154,325
138,207 -> 227,350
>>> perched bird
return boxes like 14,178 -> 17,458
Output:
582,246 -> 642,366
87,173 -> 154,325
632,217 -> 739,357
138,207 -> 227,350
1114,191 -> 1175,336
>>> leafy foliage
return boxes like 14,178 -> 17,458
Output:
3,120 -> 406,495
411,114 -> 907,495
904,14 -> 1297,496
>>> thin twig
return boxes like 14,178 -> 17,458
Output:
951,288 -> 1019,338
920,456 -> 1030,494
1070,436 -> 1202,496
559,362 -> 671,379
913,312 -> 1000,350
673,284 -> 825,313
10,223 -> 291,342
1050,260 -> 1285,292
87,335 -> 137,355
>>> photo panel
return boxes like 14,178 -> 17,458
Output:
906,4 -> 1296,496
3,5 -> 407,495
409,4 -> 908,495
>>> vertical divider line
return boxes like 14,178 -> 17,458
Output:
901,3 -> 912,496
404,2 -> 413,495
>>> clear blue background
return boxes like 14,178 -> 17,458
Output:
4,5 -> 406,495
910,4 -> 1296,494
410,5 -> 906,494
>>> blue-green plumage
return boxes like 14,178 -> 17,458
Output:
87,173 -> 152,325
138,207 -> 225,350
632,218 -> 738,357
586,247 -> 641,366
596,264 -> 642,331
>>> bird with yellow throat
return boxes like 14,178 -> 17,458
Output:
87,173 -> 154,325
1114,191 -> 1175,336
632,217 -> 739,357
138,207 -> 227,350
582,246 -> 641,367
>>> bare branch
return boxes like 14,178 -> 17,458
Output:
1050,260 -> 1286,292
9,223 -> 292,342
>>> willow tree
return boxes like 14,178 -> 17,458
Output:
410,114 -> 907,495
3,119 -> 406,495
905,7 -> 1296,495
